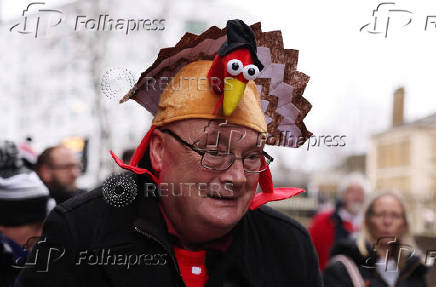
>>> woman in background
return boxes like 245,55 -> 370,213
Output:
323,192 -> 428,287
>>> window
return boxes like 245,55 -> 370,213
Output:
376,139 -> 410,168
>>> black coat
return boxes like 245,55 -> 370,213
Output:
16,175 -> 322,287
323,239 -> 428,287
49,187 -> 86,205
0,239 -> 18,287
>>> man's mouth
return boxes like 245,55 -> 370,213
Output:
206,193 -> 238,201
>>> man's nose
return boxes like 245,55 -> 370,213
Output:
71,166 -> 80,178
383,216 -> 393,227
222,158 -> 246,187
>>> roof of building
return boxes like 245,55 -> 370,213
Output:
406,112 -> 436,127
373,112 -> 436,138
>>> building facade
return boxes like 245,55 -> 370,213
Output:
367,88 -> 436,234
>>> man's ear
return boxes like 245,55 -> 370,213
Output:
37,165 -> 51,183
149,129 -> 165,172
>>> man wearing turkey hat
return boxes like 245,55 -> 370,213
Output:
17,20 -> 321,287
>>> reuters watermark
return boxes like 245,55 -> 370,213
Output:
102,174 -> 237,208
144,182 -> 234,198
141,76 -> 234,92
100,72 -> 234,101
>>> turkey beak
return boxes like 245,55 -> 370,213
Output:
223,77 -> 246,116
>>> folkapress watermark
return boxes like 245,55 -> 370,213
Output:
360,2 -> 436,38
76,249 -> 167,269
257,132 -> 347,150
361,237 -> 436,271
11,236 -> 167,271
10,2 -> 166,38
74,15 -> 165,35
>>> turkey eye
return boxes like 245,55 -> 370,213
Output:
242,65 -> 260,80
226,59 -> 243,76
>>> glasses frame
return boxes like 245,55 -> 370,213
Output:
159,128 -> 273,173
48,163 -> 83,170
370,211 -> 404,222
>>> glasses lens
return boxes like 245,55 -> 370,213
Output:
50,163 -> 82,170
202,152 -> 232,170
244,154 -> 268,172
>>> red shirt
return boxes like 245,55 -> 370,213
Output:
174,247 -> 209,287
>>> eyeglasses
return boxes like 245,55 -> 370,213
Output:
371,211 -> 403,221
159,128 -> 273,173
49,163 -> 83,170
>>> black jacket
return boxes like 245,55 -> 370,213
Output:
0,238 -> 18,287
49,187 -> 86,205
16,175 -> 322,287
323,239 -> 427,287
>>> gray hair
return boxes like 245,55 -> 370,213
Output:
338,173 -> 370,199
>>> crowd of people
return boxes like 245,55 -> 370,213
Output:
309,177 -> 429,286
323,192 -> 428,286
0,141 -> 84,287
1,137 -> 429,286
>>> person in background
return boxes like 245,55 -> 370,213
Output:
323,192 -> 428,287
309,174 -> 367,270
0,141 -> 51,287
36,145 -> 85,204
121,148 -> 135,164
18,137 -> 38,170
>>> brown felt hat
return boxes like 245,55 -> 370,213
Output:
152,60 -> 267,133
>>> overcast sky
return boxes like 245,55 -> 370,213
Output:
220,0 -> 436,170
3,0 -> 436,171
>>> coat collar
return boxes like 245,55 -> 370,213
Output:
103,175 -> 266,287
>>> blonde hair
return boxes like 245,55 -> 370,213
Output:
357,191 -> 418,257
